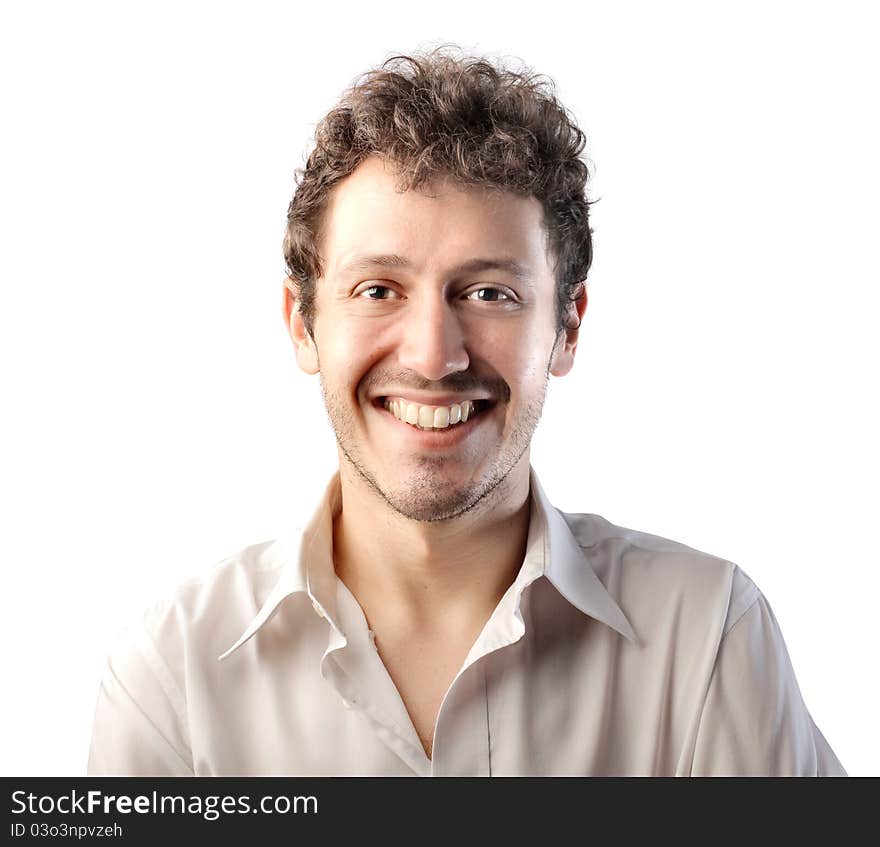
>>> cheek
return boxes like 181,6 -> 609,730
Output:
314,320 -> 379,383
476,324 -> 553,388
315,315 -> 375,354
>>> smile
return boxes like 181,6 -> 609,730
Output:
382,397 -> 488,429
382,397 -> 491,430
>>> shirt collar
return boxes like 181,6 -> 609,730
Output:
218,465 -> 636,661
528,469 -> 637,644
217,472 -> 340,661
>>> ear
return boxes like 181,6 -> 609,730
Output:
549,282 -> 588,377
282,277 -> 319,375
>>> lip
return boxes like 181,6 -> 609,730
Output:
371,392 -> 493,406
370,397 -> 495,449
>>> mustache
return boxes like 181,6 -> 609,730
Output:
364,370 -> 510,403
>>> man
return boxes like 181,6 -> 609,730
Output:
88,49 -> 846,776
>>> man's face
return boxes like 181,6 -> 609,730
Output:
286,155 -> 583,522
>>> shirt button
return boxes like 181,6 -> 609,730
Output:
311,599 -> 325,619
341,697 -> 353,709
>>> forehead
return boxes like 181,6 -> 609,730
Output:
319,156 -> 552,279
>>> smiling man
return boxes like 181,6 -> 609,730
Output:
88,49 -> 846,776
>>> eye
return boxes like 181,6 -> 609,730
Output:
358,284 -> 399,300
465,287 -> 511,303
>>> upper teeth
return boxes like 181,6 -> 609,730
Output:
383,398 -> 477,429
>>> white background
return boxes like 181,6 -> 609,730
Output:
1,0 -> 876,776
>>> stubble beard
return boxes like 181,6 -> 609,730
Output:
318,370 -> 550,523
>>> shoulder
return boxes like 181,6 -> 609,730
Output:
90,536 -> 299,775
108,533 -> 299,682
560,510 -> 761,637
151,536 -> 287,628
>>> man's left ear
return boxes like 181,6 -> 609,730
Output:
549,282 -> 588,377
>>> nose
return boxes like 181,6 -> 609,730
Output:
396,294 -> 470,381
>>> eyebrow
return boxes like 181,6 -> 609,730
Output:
337,253 -> 533,283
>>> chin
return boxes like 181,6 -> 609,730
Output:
377,456 -> 520,523
378,481 -> 482,523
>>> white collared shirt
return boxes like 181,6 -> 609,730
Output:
87,467 -> 846,776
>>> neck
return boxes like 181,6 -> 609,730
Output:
332,457 -> 532,634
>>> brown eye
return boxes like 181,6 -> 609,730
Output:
466,287 -> 510,302
359,285 -> 396,300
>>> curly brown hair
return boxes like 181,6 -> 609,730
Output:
283,47 -> 593,339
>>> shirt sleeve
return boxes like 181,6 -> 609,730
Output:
87,620 -> 194,776
689,592 -> 847,776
